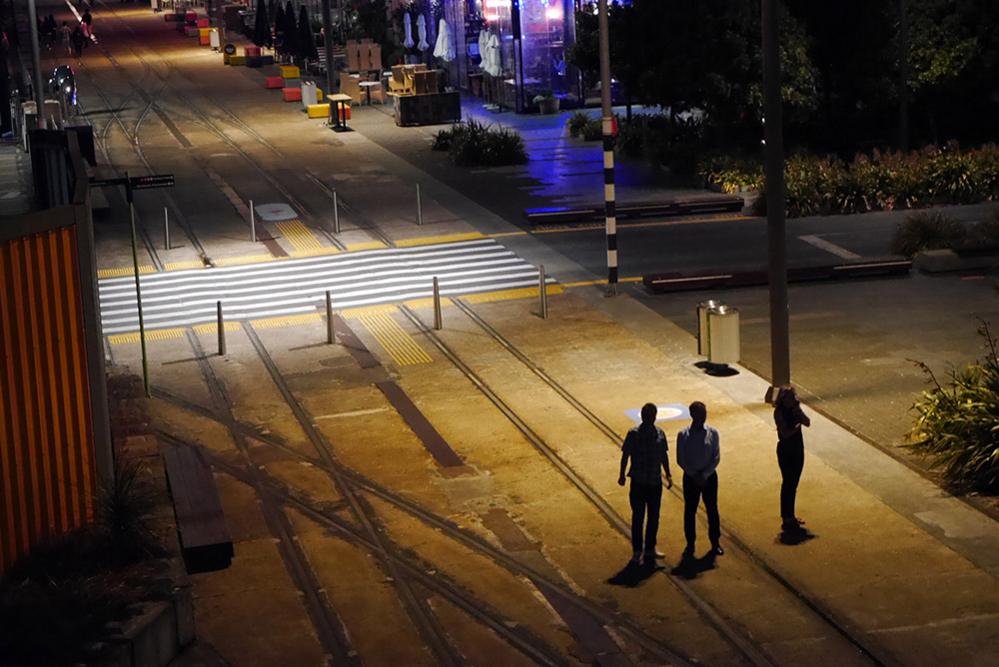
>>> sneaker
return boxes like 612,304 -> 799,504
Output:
645,549 -> 666,559
711,544 -> 724,556
630,551 -> 642,564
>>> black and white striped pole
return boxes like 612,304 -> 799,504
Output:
598,0 -> 617,296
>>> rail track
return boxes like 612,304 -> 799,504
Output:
404,296 -> 896,667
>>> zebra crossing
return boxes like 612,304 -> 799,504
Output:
98,238 -> 553,334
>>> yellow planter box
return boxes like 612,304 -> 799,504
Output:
307,103 -> 330,119
280,65 -> 300,79
229,55 -> 246,66
317,88 -> 324,102
198,27 -> 211,37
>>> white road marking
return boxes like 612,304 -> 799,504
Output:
799,234 -> 861,260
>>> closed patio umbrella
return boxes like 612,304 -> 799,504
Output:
417,14 -> 429,51
432,18 -> 454,62
403,12 -> 414,49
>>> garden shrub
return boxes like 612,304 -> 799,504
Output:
566,111 -> 591,139
967,211 -> 999,249
432,120 -> 528,167
907,322 -> 999,494
580,117 -> 603,141
891,211 -> 966,256
720,143 -> 999,218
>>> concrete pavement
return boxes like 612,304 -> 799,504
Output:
70,4 -> 999,665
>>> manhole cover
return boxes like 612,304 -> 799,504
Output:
254,202 -> 297,221
624,403 -> 689,424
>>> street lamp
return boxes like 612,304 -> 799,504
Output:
761,0 -> 790,400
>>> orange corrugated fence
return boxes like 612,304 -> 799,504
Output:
0,226 -> 96,574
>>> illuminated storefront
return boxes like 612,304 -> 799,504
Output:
440,0 -> 578,112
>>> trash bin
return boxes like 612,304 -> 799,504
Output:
707,304 -> 740,365
42,99 -> 63,129
301,81 -> 317,110
696,299 -> 724,355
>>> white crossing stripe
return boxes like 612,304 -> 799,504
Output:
98,239 -> 552,334
798,234 -> 861,260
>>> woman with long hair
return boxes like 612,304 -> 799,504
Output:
774,386 -> 811,532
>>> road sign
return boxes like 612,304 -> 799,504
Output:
130,174 -> 175,190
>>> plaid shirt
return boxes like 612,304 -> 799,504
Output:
622,423 -> 669,486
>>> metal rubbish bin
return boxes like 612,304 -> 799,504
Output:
301,81 -> 318,110
696,299 -> 724,355
707,304 -> 740,365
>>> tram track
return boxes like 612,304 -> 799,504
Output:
168,324 -> 576,666
422,297 -> 896,667
92,2 -> 377,253
150,383 -> 696,667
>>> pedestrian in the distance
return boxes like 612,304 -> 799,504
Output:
71,26 -> 85,60
618,403 -> 673,565
774,386 -> 811,532
676,401 -> 723,557
60,21 -> 72,56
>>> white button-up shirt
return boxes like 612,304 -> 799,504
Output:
676,424 -> 720,482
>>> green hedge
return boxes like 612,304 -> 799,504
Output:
432,120 -> 528,167
699,143 -> 999,218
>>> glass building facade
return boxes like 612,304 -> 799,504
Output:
441,0 -> 578,112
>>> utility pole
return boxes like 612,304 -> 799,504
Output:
320,0 -> 335,111
26,0 -> 44,123
762,0 -> 790,399
898,0 -> 910,151
125,173 -> 151,397
598,0 -> 617,295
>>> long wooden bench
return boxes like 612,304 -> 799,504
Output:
643,257 -> 911,293
524,195 -> 744,225
162,444 -> 233,574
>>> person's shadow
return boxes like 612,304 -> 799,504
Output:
670,551 -> 719,580
778,525 -> 817,546
607,559 -> 663,587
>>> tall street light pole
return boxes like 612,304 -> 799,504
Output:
762,0 -> 790,400
26,0 -> 45,123
898,0 -> 910,151
320,0 -> 335,108
598,0 -> 617,295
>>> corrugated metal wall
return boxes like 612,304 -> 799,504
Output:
0,225 -> 96,574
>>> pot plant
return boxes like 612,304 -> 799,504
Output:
533,90 -> 560,115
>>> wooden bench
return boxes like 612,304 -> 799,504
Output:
162,445 -> 233,574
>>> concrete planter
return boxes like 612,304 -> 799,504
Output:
94,577 -> 194,667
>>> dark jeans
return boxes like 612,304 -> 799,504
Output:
682,472 -> 720,551
777,440 -> 805,519
629,482 -> 662,553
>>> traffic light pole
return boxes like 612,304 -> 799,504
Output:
762,0 -> 790,400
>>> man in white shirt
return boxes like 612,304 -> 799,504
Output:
676,401 -> 723,557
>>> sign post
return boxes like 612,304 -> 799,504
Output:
89,173 -> 176,398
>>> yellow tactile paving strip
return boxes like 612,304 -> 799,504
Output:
251,313 -> 322,329
97,265 -> 156,279
165,260 -> 206,271
275,219 -> 329,254
462,285 -> 564,304
108,328 -> 185,345
345,241 -> 388,252
394,232 -> 485,247
343,305 -> 431,366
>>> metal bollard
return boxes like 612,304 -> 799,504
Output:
217,300 -> 226,356
249,199 -> 256,242
164,207 -> 171,250
539,264 -> 548,319
332,190 -> 340,234
325,289 -> 335,344
432,276 -> 442,330
416,183 -> 424,226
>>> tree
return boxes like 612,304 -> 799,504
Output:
297,4 -> 316,65
281,1 -> 297,58
252,0 -> 271,48
274,3 -> 286,56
